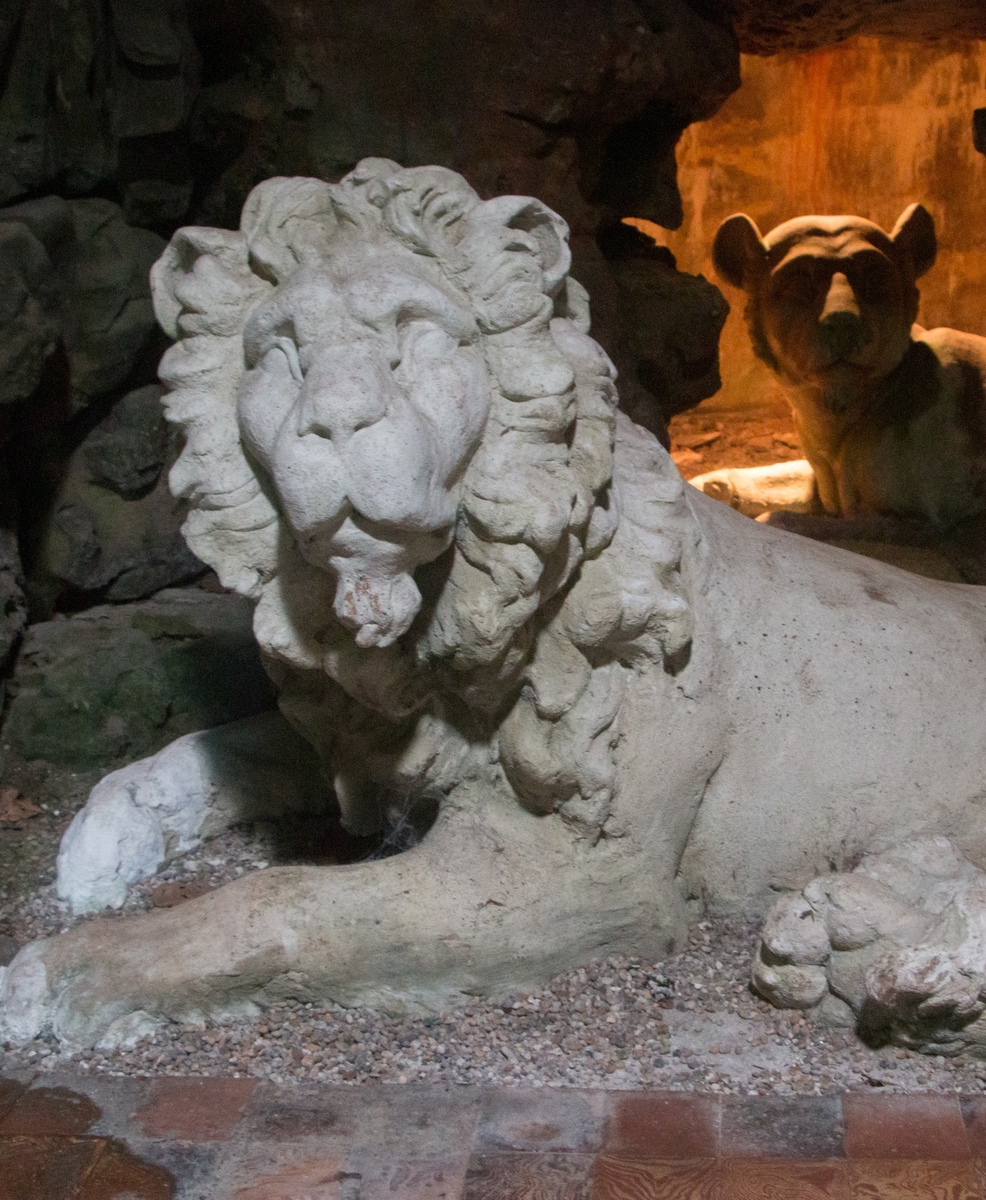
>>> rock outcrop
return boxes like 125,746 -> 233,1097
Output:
2,588 -> 276,769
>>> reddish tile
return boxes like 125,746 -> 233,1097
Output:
347,1155 -> 468,1199
238,1082 -> 358,1141
848,1159 -> 981,1199
592,1156 -> 719,1199
721,1159 -> 850,1199
463,1152 -> 594,1199
0,1086 -> 101,1136
239,1083 -> 480,1157
477,1089 -> 607,1152
720,1095 -> 844,1159
0,1134 -> 101,1200
844,1094 -> 970,1161
962,1098 -> 986,1158
230,1156 -> 346,1199
0,1077 -> 26,1123
134,1076 -> 257,1142
40,1070 -> 150,1139
607,1093 -> 719,1159
73,1137 -> 175,1199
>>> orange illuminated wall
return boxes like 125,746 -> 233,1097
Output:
634,39 -> 986,410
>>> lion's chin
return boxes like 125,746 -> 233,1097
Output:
333,567 -> 422,649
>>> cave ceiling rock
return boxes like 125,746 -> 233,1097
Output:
726,0 -> 986,53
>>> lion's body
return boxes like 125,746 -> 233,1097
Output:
5,171 -> 986,1052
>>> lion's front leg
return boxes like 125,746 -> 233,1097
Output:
1,786 -> 678,1049
688,459 -> 818,518
55,712 -> 328,914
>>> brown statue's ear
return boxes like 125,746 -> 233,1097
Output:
890,203 -> 936,279
712,214 -> 767,290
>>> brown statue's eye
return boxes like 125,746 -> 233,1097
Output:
773,269 -> 817,306
853,269 -> 896,305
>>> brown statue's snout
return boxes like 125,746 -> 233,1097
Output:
818,272 -> 870,362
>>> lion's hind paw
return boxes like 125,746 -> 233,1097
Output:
753,836 -> 986,1052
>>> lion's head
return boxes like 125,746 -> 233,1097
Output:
151,160 -> 696,837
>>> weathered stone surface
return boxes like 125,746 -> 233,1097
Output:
56,712 -> 326,913
0,197 -> 165,412
0,220 -> 61,407
2,588 -> 276,769
82,384 -> 171,496
754,837 -> 986,1054
0,529 -> 27,671
727,0 -> 986,54
35,384 -> 202,604
188,0 -> 738,235
599,223 -> 729,425
0,0 -> 199,209
62,201 -> 166,409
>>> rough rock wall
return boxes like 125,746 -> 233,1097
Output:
0,0 -> 742,737
0,0 -> 200,221
727,0 -> 986,54
641,38 -> 986,411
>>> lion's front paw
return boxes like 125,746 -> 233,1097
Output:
753,837 -> 986,1052
0,941 -> 53,1043
56,758 -> 167,913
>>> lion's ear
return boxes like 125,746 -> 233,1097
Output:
712,214 -> 767,291
506,199 -> 571,295
480,195 -> 572,296
890,203 -> 936,279
150,226 -> 257,339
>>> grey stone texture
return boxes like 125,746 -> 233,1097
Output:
2,588 -> 276,769
36,384 -> 203,602
0,197 -> 165,412
0,0 -> 199,210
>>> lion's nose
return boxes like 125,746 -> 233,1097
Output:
819,273 -> 869,361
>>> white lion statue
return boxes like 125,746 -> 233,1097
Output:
3,160 -> 986,1056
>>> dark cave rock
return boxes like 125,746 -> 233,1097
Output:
3,587 -> 275,769
32,384 -> 203,608
0,197 -> 165,414
726,0 -> 986,54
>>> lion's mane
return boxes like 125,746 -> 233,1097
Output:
151,159 -> 700,837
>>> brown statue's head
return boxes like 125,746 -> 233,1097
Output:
712,205 -> 937,414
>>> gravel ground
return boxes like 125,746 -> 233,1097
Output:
668,398 -> 804,479
4,756 -> 986,1096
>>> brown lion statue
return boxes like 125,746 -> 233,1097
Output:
3,164 -> 986,1057
702,205 -> 986,579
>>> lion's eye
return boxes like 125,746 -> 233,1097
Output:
773,271 -> 817,305
853,271 -> 896,305
268,336 -> 305,384
392,320 -> 459,381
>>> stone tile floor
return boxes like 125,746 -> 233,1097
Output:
4,1070 -> 986,1198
